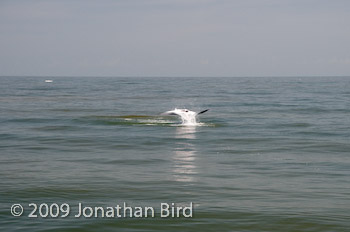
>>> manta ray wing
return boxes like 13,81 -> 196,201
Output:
161,110 -> 180,116
197,109 -> 209,115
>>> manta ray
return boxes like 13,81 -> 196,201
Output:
161,108 -> 209,125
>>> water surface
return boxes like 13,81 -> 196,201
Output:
0,76 -> 349,231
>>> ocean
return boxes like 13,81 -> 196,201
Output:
0,76 -> 349,231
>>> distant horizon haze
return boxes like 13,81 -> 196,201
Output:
1,0 -> 350,77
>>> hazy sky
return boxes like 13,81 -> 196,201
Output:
1,0 -> 349,77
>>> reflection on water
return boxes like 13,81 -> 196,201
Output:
175,126 -> 197,140
172,126 -> 197,182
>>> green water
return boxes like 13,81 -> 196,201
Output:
0,76 -> 349,231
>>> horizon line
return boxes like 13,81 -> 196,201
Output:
1,75 -> 350,78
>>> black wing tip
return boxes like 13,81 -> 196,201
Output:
198,109 -> 209,115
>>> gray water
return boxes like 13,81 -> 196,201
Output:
0,76 -> 349,231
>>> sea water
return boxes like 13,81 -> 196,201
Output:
0,76 -> 349,231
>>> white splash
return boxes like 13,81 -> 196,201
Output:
161,108 -> 208,126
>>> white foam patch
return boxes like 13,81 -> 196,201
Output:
162,108 -> 203,126
138,119 -> 173,124
171,122 -> 207,127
